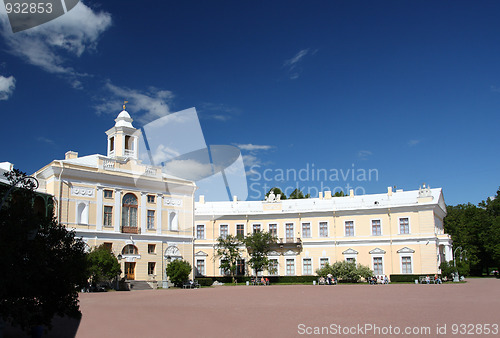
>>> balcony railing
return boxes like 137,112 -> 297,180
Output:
121,226 -> 141,234
272,237 -> 302,249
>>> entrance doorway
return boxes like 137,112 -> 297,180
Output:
125,262 -> 136,280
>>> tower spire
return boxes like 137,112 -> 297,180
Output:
123,100 -> 128,110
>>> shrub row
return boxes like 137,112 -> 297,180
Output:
389,274 -> 441,283
196,275 -> 320,285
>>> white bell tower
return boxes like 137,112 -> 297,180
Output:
105,102 -> 138,160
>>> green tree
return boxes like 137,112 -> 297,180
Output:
214,234 -> 242,283
288,188 -> 310,199
266,187 -> 287,200
333,191 -> 345,197
87,244 -> 121,287
243,231 -> 275,276
0,169 -> 89,331
166,259 -> 192,287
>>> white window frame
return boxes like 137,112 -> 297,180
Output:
399,217 -> 410,234
302,258 -> 313,275
252,223 -> 261,233
196,224 -> 205,240
399,251 -> 414,274
301,222 -> 311,238
319,257 -> 330,269
285,222 -> 295,241
268,223 -> 278,237
344,220 -> 355,237
236,223 -> 245,237
319,221 -> 329,237
371,218 -> 382,236
219,224 -> 229,238
285,258 -> 295,276
268,258 -> 279,276
372,255 -> 385,276
196,258 -> 206,276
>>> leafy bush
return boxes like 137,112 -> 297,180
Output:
390,274 -> 423,283
166,259 -> 192,287
316,261 -> 373,282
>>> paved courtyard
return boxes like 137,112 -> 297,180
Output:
75,278 -> 498,337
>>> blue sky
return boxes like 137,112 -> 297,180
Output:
0,0 -> 499,205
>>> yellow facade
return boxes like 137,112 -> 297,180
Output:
194,186 -> 452,279
35,110 -> 196,284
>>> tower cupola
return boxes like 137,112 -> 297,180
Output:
105,103 -> 138,160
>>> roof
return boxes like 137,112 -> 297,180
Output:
195,188 -> 446,216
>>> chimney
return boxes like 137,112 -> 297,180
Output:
199,195 -> 205,204
233,195 -> 238,202
324,191 -> 332,199
388,186 -> 393,197
65,151 -> 78,160
318,192 -> 323,200
349,189 -> 354,197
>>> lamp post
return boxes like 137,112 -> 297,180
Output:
117,254 -> 122,290
453,247 -> 467,282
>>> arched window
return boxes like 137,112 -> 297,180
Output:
122,244 -> 138,255
122,193 -> 138,227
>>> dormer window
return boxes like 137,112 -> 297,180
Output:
125,135 -> 133,150
109,137 -> 114,152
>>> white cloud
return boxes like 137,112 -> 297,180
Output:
235,144 -> 273,152
0,75 -> 15,100
163,159 -> 213,181
358,150 -> 372,159
94,82 -> 174,123
36,136 -> 55,145
283,48 -> 316,80
0,2 -> 111,79
283,49 -> 309,69
198,102 -> 240,121
408,139 -> 421,146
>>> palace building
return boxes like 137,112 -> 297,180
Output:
194,187 -> 452,279
21,108 -> 453,284
34,108 -> 196,286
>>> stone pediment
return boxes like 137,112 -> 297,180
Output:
397,247 -> 415,254
268,250 -> 280,256
284,250 -> 298,256
369,248 -> 386,254
195,251 -> 208,257
342,248 -> 359,255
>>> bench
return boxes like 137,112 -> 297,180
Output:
419,276 -> 436,284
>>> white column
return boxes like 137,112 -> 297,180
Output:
141,192 -> 147,233
445,245 -> 453,261
133,137 -> 138,159
114,189 -> 121,232
96,186 -> 103,231
156,194 -> 163,234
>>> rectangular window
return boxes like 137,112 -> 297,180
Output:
302,223 -> 311,238
402,256 -> 412,274
103,242 -> 112,251
372,219 -> 381,236
148,262 -> 156,275
346,257 -> 356,264
400,218 -> 410,234
236,259 -> 245,275
373,257 -> 383,275
236,224 -> 245,238
220,260 -> 230,276
268,259 -> 278,276
320,258 -> 329,269
148,244 -> 156,254
220,224 -> 228,239
104,189 -> 113,199
286,223 -> 294,242
286,259 -> 295,275
303,258 -> 312,275
269,224 -> 277,237
319,222 -> 328,237
103,206 -> 113,227
147,195 -> 155,203
196,260 -> 205,276
147,210 -> 155,229
109,137 -> 114,152
345,221 -> 354,237
196,224 -> 205,239
253,224 -> 261,233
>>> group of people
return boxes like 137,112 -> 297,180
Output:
251,277 -> 270,285
319,273 -> 338,285
369,275 -> 389,285
424,274 -> 442,284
